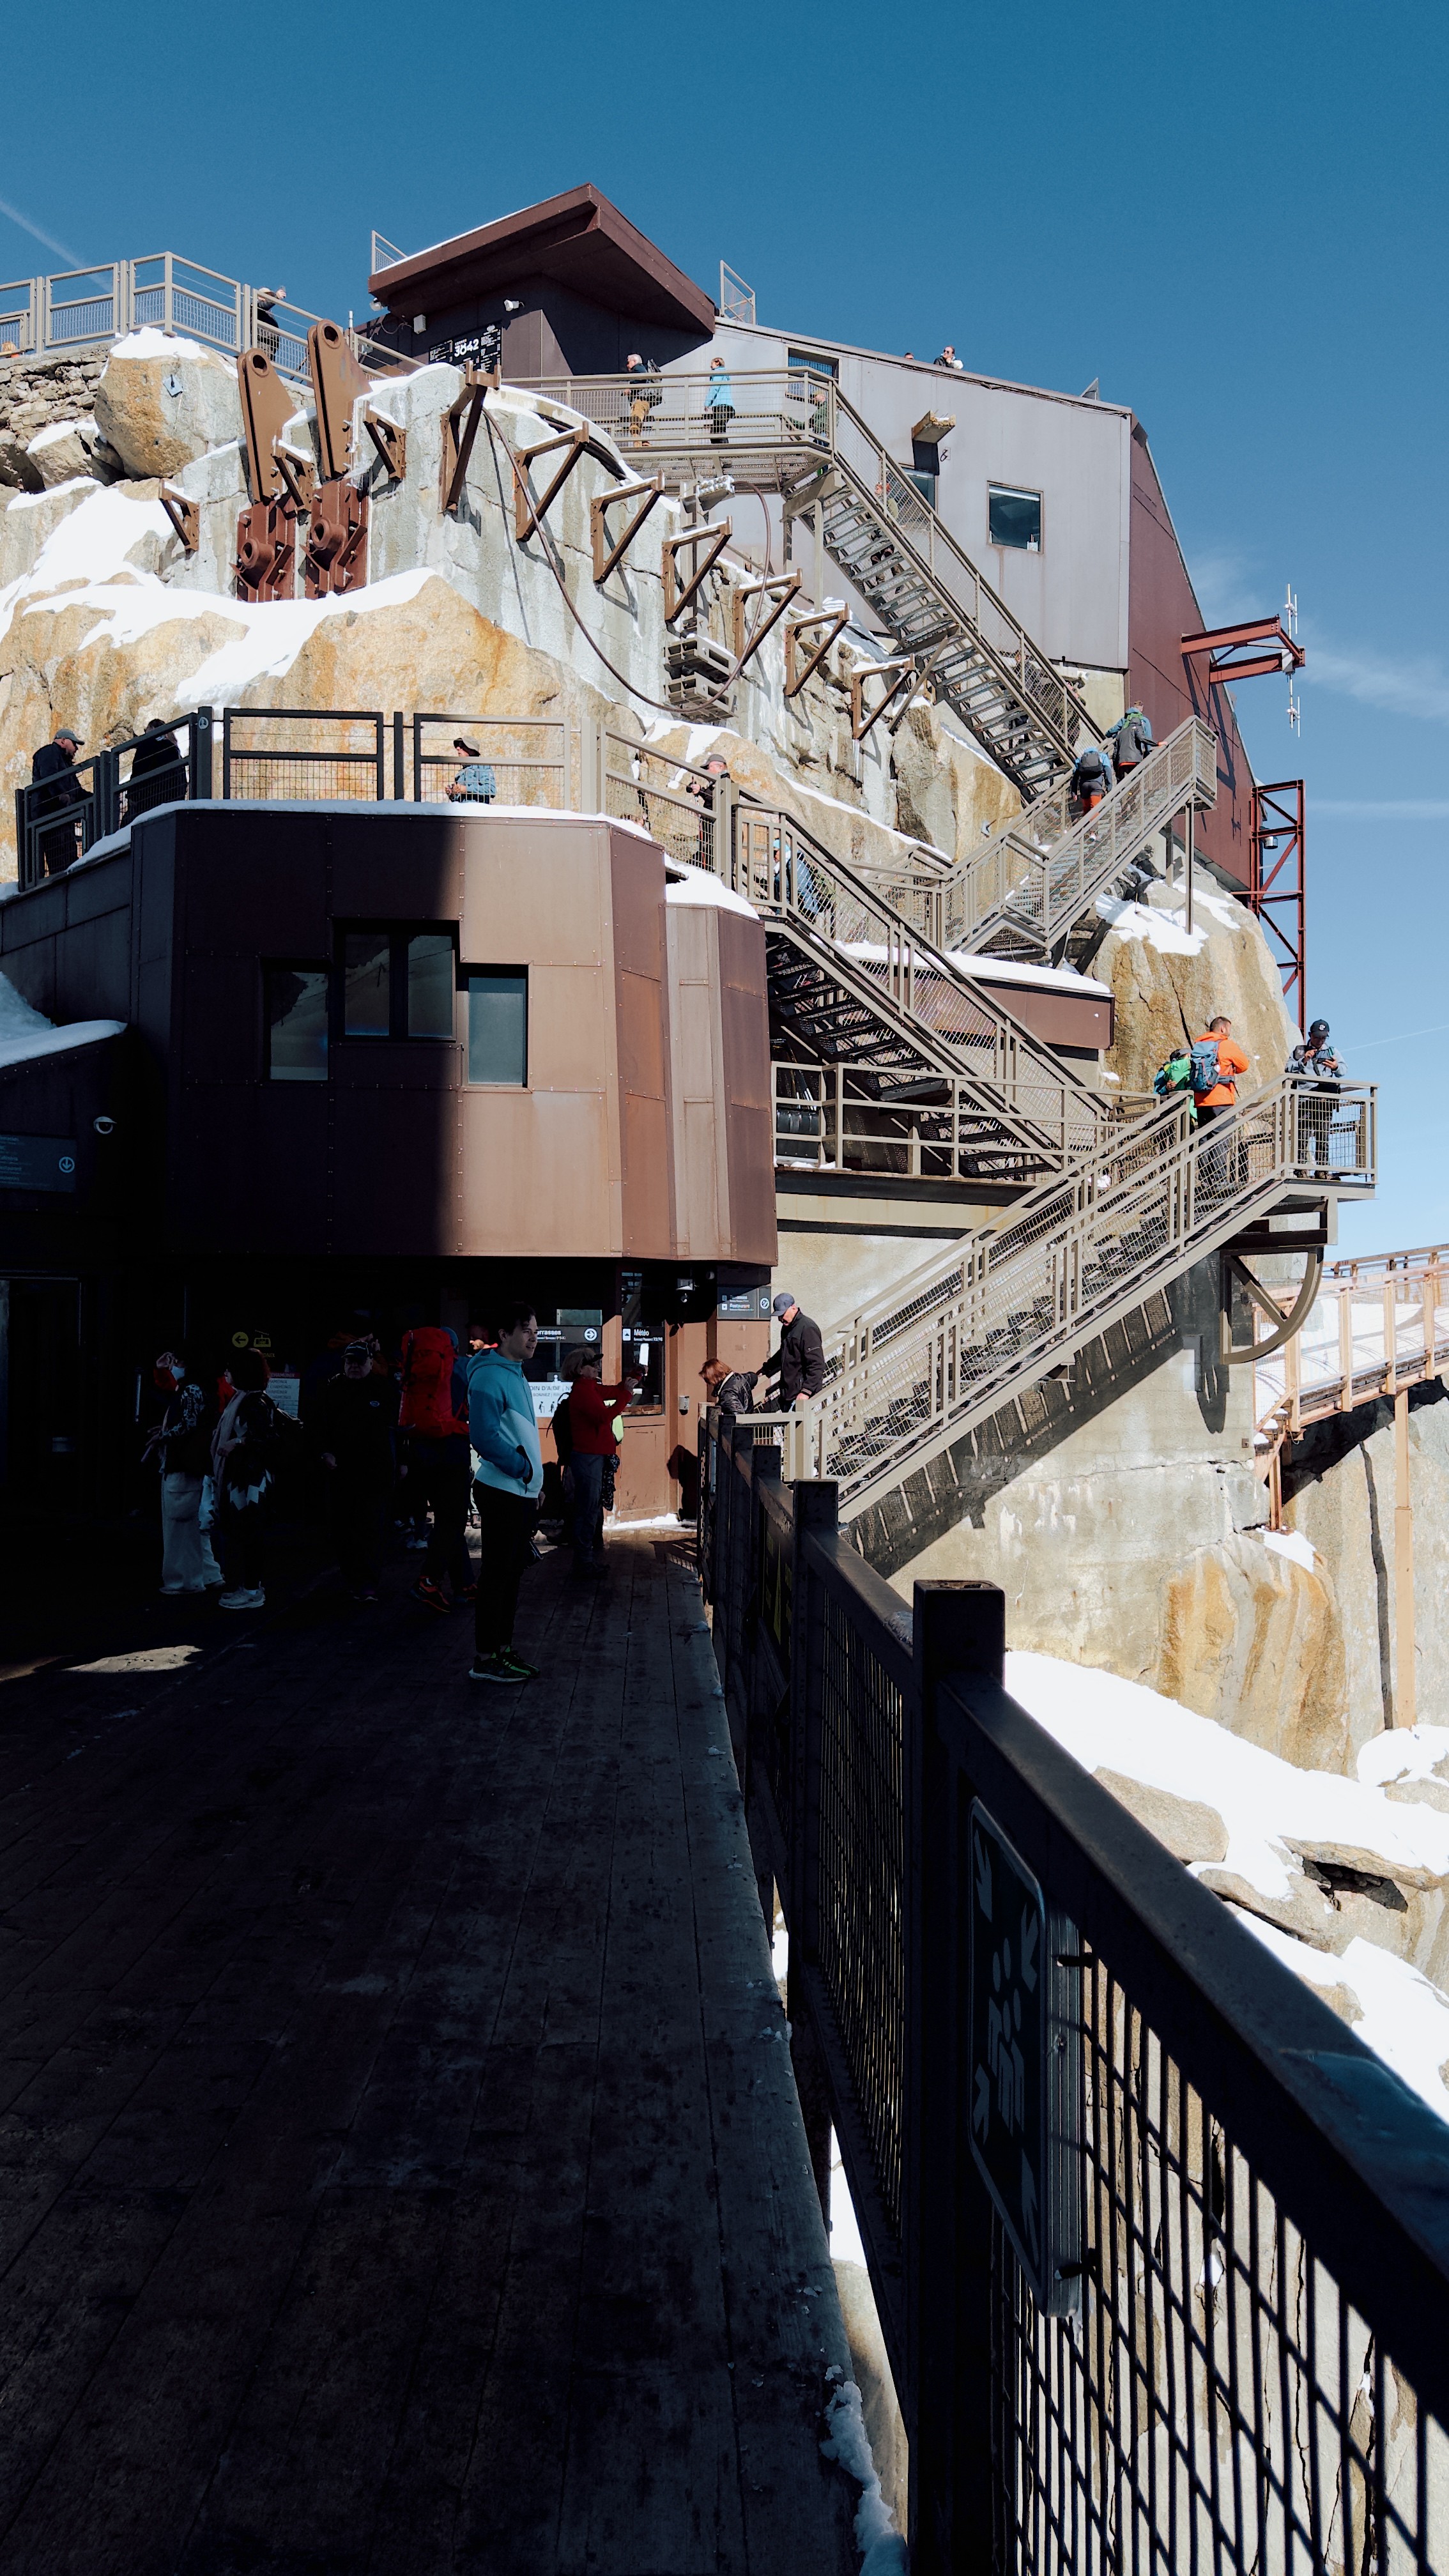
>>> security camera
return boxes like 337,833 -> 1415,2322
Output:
503,299 -> 524,316
93,1114 -> 116,1135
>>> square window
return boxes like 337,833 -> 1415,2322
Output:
787,346 -> 838,379
408,931 -> 456,1039
342,931 -> 390,1037
266,965 -> 328,1082
466,971 -> 528,1085
988,486 -> 1042,552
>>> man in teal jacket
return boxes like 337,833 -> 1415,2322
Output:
466,1300 -> 544,1684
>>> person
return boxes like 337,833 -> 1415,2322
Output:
29,726 -> 86,877
1070,742 -> 1114,815
447,739 -> 497,804
1108,704 -> 1154,779
700,1356 -> 762,1416
211,1348 -> 285,1610
1289,1019 -> 1345,1170
399,1324 -> 474,1613
1288,1019 -> 1343,1081
467,1301 -> 545,1683
564,1350 -> 641,1579
142,1349 -> 222,1596
705,355 -> 735,445
311,1338 -> 399,1600
758,1292 -> 826,1410
937,344 -> 965,371
625,351 -> 663,442
1192,1016 -> 1251,1130
125,717 -> 186,817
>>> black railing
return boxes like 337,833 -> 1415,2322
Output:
700,1411 -> 1449,2576
13,712 -> 214,888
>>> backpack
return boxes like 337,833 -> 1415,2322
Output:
1153,1050 -> 1198,1117
399,1326 -> 466,1440
1189,1038 -> 1221,1094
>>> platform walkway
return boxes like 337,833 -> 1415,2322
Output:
0,1534 -> 861,2575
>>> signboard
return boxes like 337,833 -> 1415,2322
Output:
0,1133 -> 77,1192
968,1800 -> 1081,2312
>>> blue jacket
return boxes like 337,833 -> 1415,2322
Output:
467,1347 -> 543,1498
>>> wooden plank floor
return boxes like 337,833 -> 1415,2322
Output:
0,1534 -> 860,2575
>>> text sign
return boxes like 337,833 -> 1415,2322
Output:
968,1800 -> 1080,2311
0,1133 -> 77,1192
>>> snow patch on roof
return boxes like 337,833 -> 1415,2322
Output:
0,970 -> 123,1071
942,948 -> 1112,999
664,870 -> 758,919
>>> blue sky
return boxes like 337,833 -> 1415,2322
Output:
6,0 -> 1440,1252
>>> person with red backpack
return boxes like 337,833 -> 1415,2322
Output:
399,1324 -> 474,1613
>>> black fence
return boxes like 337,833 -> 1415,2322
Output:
13,711 -> 214,888
700,1411 -> 1449,2575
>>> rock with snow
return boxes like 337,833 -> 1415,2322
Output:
93,336 -> 243,480
25,417 -> 123,489
1094,877 -> 1297,1103
1360,1724 -> 1449,1816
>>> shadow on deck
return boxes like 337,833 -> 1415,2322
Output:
0,1533 -> 862,2574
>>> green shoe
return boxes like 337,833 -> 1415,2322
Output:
500,1648 -> 540,1682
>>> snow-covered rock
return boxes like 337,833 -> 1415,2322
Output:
25,416 -> 123,488
1096,877 -> 1297,1101
93,335 -> 243,479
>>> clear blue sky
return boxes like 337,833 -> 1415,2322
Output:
5,0 -> 1440,1254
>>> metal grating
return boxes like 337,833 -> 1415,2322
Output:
816,1591 -> 907,2236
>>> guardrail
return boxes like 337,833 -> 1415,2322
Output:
0,255 -> 354,386
700,1416 -> 1449,2575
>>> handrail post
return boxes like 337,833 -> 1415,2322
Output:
786,1475 -> 840,2224
392,710 -> 405,800
190,707 -> 213,802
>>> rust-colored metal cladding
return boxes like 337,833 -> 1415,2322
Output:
361,407 -> 406,483
234,499 -> 296,602
730,569 -> 801,673
512,424 -> 622,546
850,652 -> 917,742
158,485 -> 199,555
237,347 -> 298,504
1181,613 -> 1306,686
590,475 -> 664,585
307,319 -> 372,480
440,370 -> 489,515
271,441 -> 318,516
662,522 -> 730,626
783,602 -> 848,698
302,480 -> 368,598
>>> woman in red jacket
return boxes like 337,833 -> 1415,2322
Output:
565,1352 -> 641,1580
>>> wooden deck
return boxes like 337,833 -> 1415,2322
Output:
0,1533 -> 860,2575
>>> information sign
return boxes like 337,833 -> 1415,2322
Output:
0,1133 -> 77,1192
968,1800 -> 1081,2311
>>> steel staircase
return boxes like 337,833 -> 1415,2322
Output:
767,1077 -> 1376,1524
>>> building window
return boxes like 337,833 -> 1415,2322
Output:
988,486 -> 1042,552
342,931 -> 390,1037
786,346 -> 838,380
337,926 -> 457,1041
408,933 -> 456,1039
466,970 -> 528,1086
266,965 -> 329,1082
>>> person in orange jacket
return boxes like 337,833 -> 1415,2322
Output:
1192,1016 -> 1251,1128
565,1351 -> 643,1579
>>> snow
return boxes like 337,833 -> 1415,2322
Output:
107,328 -> 209,362
664,870 -> 758,919
1256,1285 -> 1449,1421
1003,1649 -> 1449,1903
820,2379 -> 900,2563
27,418 -> 88,452
843,940 -> 1108,998
0,482 -> 172,627
1358,1725 -> 1449,1793
1094,893 -> 1207,956
0,970 -> 123,1070
1260,1526 -> 1319,1572
1236,1915 -> 1449,2120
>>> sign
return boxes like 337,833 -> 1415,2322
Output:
530,1377 -> 569,1421
968,1801 -> 1080,2312
0,1133 -> 78,1192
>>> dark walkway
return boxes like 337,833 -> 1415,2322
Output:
0,1535 -> 860,2575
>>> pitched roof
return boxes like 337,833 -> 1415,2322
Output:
369,185 -> 716,334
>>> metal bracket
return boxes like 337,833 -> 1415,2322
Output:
731,569 -> 802,673
783,603 -> 849,698
514,424 -> 622,546
271,442 -> 318,516
1221,1249 -> 1324,1364
234,500 -> 296,603
362,408 -> 406,483
440,370 -> 490,516
237,346 -> 297,504
663,521 -> 731,626
158,486 -> 199,555
590,475 -> 664,585
303,479 -> 369,599
307,319 -> 372,480
850,653 -> 917,742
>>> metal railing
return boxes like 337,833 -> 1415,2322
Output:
220,708 -> 388,803
0,254 -> 335,385
600,728 -> 723,874
700,1424 -> 1449,2574
407,712 -> 572,809
13,712 -> 214,884
1256,1245 -> 1449,1444
772,1060 -> 1064,1184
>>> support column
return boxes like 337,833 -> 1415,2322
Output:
1394,1384 -> 1416,1728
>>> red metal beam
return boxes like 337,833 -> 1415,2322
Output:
1250,779 -> 1305,1023
1182,613 -> 1305,678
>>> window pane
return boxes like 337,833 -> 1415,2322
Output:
343,932 -> 390,1036
988,487 -> 1041,551
266,967 -> 328,1082
467,972 -> 527,1085
408,933 -> 456,1039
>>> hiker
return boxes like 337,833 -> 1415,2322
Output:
1288,1020 -> 1343,1081
700,1357 -> 761,1416
1070,742 -> 1114,815
564,1350 -> 641,1579
312,1338 -> 399,1600
1192,1016 -> 1251,1130
125,718 -> 186,816
29,726 -> 86,876
466,1301 -> 545,1684
399,1324 -> 473,1614
705,356 -> 735,444
758,1293 -> 825,1410
142,1349 -> 222,1596
210,1348 -> 286,1611
625,351 -> 663,441
1288,1018 -> 1346,1169
447,739 -> 497,803
1108,705 -> 1154,779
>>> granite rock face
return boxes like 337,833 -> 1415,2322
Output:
93,338 -> 243,479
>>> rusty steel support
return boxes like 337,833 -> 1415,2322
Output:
158,486 -> 199,554
303,481 -> 368,599
513,424 -> 621,546
440,372 -> 489,516
362,408 -> 406,484
308,320 -> 372,481
272,443 -> 318,516
783,603 -> 849,699
590,475 -> 664,585
1250,779 -> 1306,1023
1181,613 -> 1305,686
662,522 -> 731,627
234,500 -> 296,603
731,569 -> 801,673
237,348 -> 298,504
850,652 -> 917,742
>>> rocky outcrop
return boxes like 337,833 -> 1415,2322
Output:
1096,877 -> 1298,1100
93,335 -> 243,479
0,351 -> 111,490
1285,1385 -> 1449,1752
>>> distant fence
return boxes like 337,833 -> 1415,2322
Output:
0,254 -> 371,385
700,1411 -> 1449,2575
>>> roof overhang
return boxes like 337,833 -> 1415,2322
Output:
369,185 -> 717,335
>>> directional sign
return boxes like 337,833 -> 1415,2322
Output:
968,1800 -> 1081,2312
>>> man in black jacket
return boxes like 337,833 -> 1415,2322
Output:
759,1293 -> 825,1410
29,726 -> 86,876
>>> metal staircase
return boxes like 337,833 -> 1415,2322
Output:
769,1077 -> 1376,1524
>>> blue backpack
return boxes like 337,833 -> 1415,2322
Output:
1189,1038 -> 1221,1094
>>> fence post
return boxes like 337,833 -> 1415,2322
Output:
787,1476 -> 839,2224
908,1579 -> 1005,2576
392,711 -> 405,800
190,707 -> 213,801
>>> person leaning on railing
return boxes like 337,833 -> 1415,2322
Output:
705,356 -> 735,444
447,738 -> 497,804
756,1293 -> 825,1411
1287,1018 -> 1346,1172
29,725 -> 86,876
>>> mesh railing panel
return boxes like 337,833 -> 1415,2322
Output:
602,736 -> 719,874
222,714 -> 384,804
816,1590 -> 907,2239
993,1951 -> 1448,2576
411,717 -> 568,811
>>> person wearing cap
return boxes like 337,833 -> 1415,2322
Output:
29,725 -> 86,877
447,739 -> 497,804
758,1293 -> 825,1411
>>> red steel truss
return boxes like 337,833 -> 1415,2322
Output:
1250,779 -> 1305,1025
